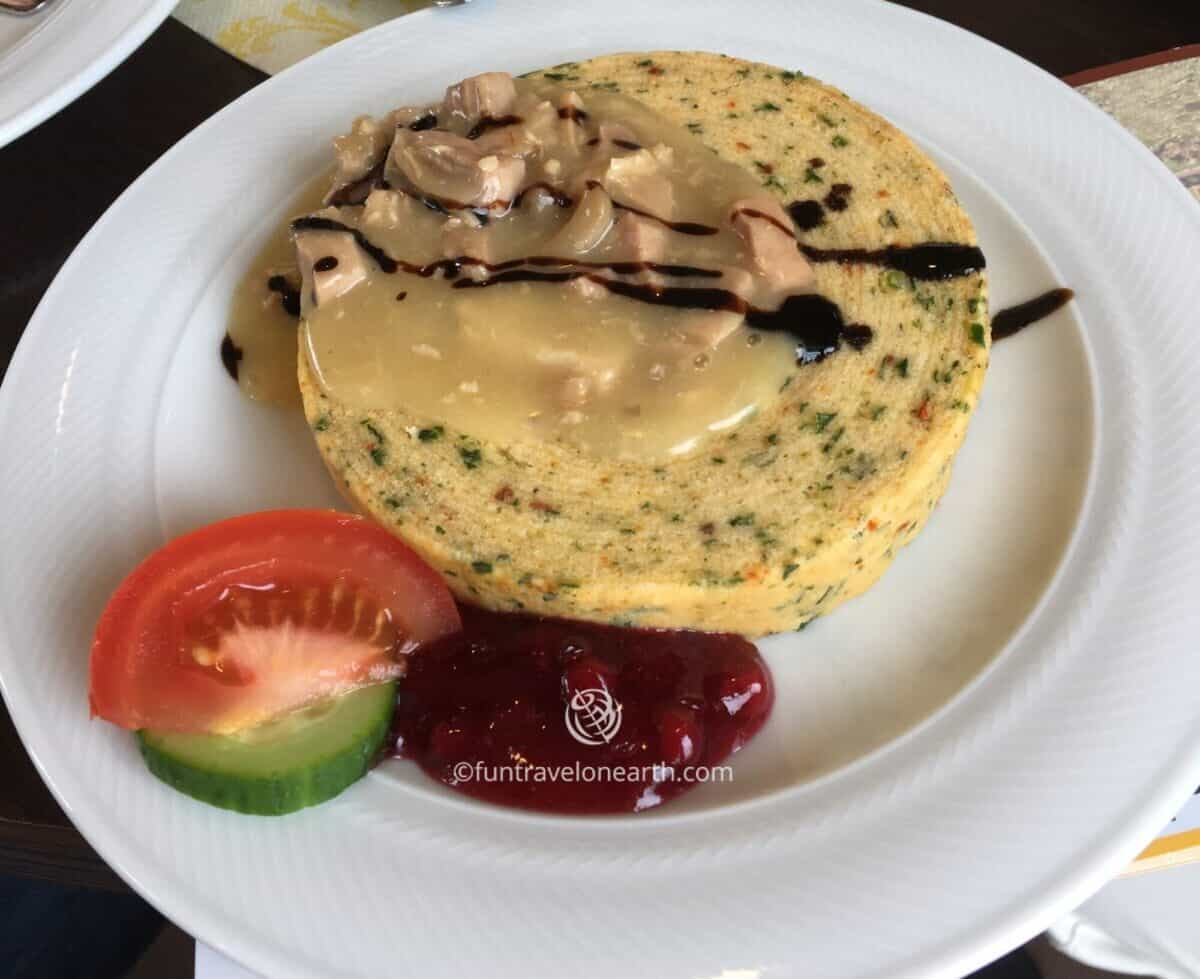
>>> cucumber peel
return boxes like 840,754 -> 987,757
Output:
138,682 -> 396,816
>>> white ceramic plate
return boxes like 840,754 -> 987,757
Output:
0,0 -> 174,148
3,2 -> 1200,977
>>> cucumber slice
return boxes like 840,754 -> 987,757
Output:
138,682 -> 396,815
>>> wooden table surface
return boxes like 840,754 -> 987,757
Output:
0,0 -> 1196,895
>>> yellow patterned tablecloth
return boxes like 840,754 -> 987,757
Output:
172,1 -> 427,75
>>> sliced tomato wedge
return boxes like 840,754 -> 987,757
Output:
90,510 -> 461,734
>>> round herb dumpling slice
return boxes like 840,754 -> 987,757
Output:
298,50 -> 989,636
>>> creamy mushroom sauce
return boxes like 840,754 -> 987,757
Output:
229,73 -> 834,460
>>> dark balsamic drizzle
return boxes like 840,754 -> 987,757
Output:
408,113 -> 438,131
799,242 -> 986,280
220,334 -> 243,381
584,180 -> 718,236
823,183 -> 852,212
396,291 -> 408,301
293,217 -> 399,273
417,194 -> 451,216
731,207 -> 793,236
454,272 -> 865,363
288,216 -> 866,361
842,324 -> 874,349
556,105 -> 589,123
466,114 -> 523,140
266,274 -> 301,317
585,135 -> 642,150
617,204 -> 717,236
314,256 -> 339,272
992,288 -> 1074,341
786,200 -> 825,231
290,216 -> 720,281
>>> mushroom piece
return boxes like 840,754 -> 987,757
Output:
557,90 -> 589,149
389,129 -> 526,208
325,112 -> 397,205
730,196 -> 815,295
552,184 -> 614,255
441,212 -> 496,277
392,104 -> 439,129
593,122 -> 642,152
293,227 -> 370,310
612,211 -> 668,263
360,188 -> 425,232
598,144 -> 676,216
443,72 -> 518,126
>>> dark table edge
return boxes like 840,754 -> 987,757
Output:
1063,43 -> 1200,86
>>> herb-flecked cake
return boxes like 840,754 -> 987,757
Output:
298,50 -> 989,636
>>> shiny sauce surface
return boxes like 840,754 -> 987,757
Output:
391,603 -> 773,814
224,178 -> 327,408
231,76 -> 837,460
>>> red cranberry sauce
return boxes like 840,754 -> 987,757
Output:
390,604 -> 773,814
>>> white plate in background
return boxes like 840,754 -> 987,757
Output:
0,0 -> 175,147
2,1 -> 1199,977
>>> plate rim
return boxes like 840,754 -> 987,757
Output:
3,3 -> 1200,978
0,0 -> 177,149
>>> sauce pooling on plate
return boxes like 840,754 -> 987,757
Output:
391,604 -> 773,814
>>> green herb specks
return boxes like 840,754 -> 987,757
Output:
812,411 -> 838,433
459,446 -> 482,469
